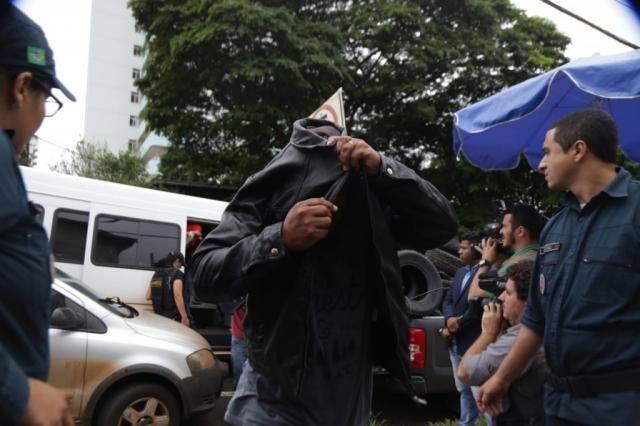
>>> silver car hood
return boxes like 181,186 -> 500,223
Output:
124,310 -> 210,348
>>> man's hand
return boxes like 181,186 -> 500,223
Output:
438,327 -> 451,341
446,316 -> 461,333
480,237 -> 499,264
282,198 -> 338,252
327,136 -> 381,174
477,374 -> 509,416
180,315 -> 190,327
23,378 -> 73,426
481,302 -> 503,339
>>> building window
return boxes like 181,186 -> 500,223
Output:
131,91 -> 140,104
134,23 -> 143,33
128,139 -> 138,151
133,45 -> 144,56
51,209 -> 89,264
92,215 -> 180,269
129,115 -> 140,127
132,68 -> 141,80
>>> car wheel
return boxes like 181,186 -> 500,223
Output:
95,381 -> 180,426
398,250 -> 442,317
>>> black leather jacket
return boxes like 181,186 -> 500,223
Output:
192,118 -> 457,396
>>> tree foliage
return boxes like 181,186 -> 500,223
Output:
130,0 -> 569,229
19,138 -> 38,167
53,140 -> 149,187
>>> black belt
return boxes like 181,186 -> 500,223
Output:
546,367 -> 640,397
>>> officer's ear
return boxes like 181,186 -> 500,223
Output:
571,140 -> 588,162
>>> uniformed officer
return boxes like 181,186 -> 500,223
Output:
477,108 -> 640,424
147,251 -> 190,326
0,3 -> 76,425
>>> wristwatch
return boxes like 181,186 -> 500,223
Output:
478,259 -> 492,268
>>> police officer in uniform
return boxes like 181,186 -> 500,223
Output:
0,3 -> 75,424
478,109 -> 640,424
147,251 -> 189,326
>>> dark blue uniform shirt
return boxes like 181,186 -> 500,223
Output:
0,133 -> 52,424
522,167 -> 640,423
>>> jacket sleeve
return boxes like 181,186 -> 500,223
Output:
191,174 -> 295,303
369,155 -> 458,250
0,344 -> 30,424
441,272 -> 457,322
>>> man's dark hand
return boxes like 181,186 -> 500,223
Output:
282,198 -> 337,252
327,136 -> 381,174
446,316 -> 461,333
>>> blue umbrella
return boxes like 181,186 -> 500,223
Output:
453,49 -> 640,170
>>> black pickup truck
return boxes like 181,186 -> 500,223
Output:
374,248 -> 462,397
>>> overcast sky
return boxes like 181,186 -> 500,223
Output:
14,0 -> 640,169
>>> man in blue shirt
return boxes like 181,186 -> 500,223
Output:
477,108 -> 640,424
0,3 -> 76,424
441,233 -> 482,426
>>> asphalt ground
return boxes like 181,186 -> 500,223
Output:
187,378 -> 460,426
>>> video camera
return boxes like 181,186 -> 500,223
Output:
478,270 -> 506,299
480,222 -> 512,257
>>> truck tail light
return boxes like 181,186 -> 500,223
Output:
409,327 -> 426,369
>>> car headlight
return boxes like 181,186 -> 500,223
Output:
186,349 -> 215,374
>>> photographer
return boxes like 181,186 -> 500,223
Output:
468,204 -> 545,300
458,260 -> 545,426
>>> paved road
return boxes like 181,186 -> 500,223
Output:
188,378 -> 459,426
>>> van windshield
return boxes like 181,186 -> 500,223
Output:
54,269 -> 137,318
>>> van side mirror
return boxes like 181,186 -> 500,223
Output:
50,307 -> 84,330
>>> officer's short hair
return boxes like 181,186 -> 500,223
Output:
506,260 -> 534,301
550,108 -> 618,164
503,204 -> 546,241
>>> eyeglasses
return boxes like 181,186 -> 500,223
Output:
30,77 -> 64,117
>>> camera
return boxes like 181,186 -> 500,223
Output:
481,222 -> 512,257
477,270 -> 506,307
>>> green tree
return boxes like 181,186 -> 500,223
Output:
53,140 -> 149,187
130,0 -> 569,229
19,138 -> 38,167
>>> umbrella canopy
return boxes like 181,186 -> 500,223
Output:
453,49 -> 640,170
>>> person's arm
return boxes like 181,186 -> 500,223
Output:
0,344 -> 72,425
172,279 -> 189,326
476,325 -> 543,416
191,147 -> 338,303
468,238 -> 498,299
458,302 -> 503,385
441,272 -> 457,324
326,136 -> 457,250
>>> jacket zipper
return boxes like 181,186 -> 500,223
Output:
583,257 -> 632,269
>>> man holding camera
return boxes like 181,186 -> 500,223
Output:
468,204 -> 545,300
458,260 -> 545,425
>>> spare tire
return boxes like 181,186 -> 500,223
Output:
398,250 -> 443,317
425,248 -> 463,278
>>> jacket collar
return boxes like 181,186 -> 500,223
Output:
290,118 -> 344,149
562,167 -> 631,210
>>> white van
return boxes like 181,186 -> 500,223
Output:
21,166 -> 232,351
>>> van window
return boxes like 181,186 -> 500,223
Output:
51,209 -> 89,264
92,215 -> 179,269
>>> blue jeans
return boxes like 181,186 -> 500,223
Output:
231,335 -> 247,387
449,343 -> 479,426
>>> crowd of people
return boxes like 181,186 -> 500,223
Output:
2,2 -> 640,425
